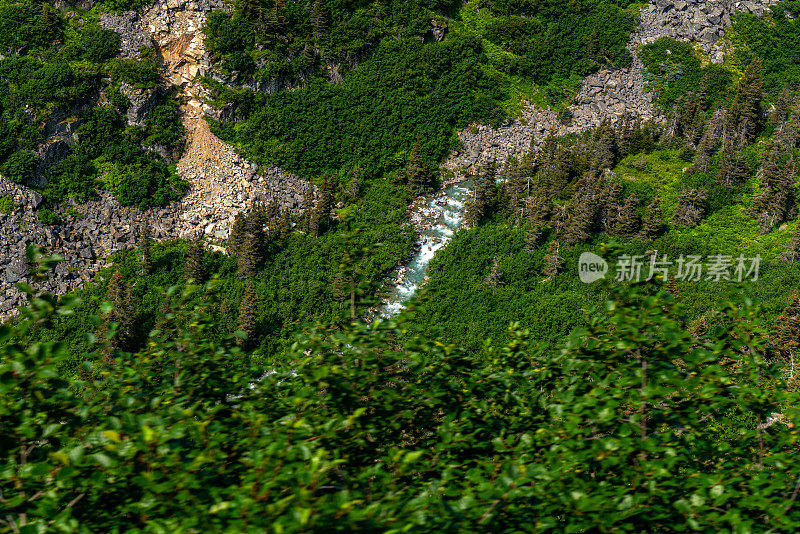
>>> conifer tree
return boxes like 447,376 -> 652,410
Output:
771,87 -> 792,129
672,188 -> 708,227
311,0 -> 328,50
237,232 -> 260,279
138,221 -> 153,275
716,137 -> 749,186
405,140 -> 433,194
599,177 -> 622,232
465,162 -> 497,227
228,212 -> 248,257
484,257 -> 503,290
691,125 -> 717,174
101,270 -> 137,356
614,193 -> 640,236
726,58 -> 763,144
593,120 -> 617,170
640,196 -> 664,240
542,240 -> 563,279
781,222 -> 800,263
749,145 -> 795,233
184,234 -> 205,283
237,281 -> 258,349
310,175 -> 335,237
773,289 -> 800,380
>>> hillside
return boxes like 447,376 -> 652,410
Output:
7,0 -> 800,530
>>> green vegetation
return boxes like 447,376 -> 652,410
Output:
729,0 -> 800,95
0,195 -> 13,214
27,179 -> 415,365
10,1 -> 800,529
640,37 -> 733,109
206,0 -> 639,178
0,1 -> 186,211
4,249 -> 800,531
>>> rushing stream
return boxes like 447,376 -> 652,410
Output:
381,181 -> 472,316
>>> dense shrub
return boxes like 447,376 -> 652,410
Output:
0,149 -> 37,183
640,37 -> 733,109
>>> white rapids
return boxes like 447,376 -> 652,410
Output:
381,181 -> 472,316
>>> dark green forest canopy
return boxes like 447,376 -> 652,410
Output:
206,0 -> 639,178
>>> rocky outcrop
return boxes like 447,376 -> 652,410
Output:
444,0 -> 775,176
99,10 -> 154,59
638,0 -> 777,63
120,83 -> 161,125
1,0 -> 314,318
175,103 -> 313,240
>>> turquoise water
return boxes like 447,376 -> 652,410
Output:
382,181 -> 471,316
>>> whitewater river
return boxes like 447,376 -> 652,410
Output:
382,181 -> 472,316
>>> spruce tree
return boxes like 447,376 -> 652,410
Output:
716,137 -> 749,187
184,234 -> 205,283
614,193 -> 640,236
311,0 -> 328,50
542,240 -> 564,279
310,175 -> 335,237
465,162 -> 497,227
237,281 -> 258,350
237,232 -> 260,279
228,212 -> 248,257
726,58 -> 763,144
771,87 -> 792,129
405,140 -> 433,194
640,196 -> 664,240
774,289 -> 800,380
138,221 -> 153,275
101,270 -> 137,357
672,188 -> 708,227
599,177 -> 623,232
484,257 -> 503,290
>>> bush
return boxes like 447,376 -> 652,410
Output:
109,58 -> 159,89
1,149 -> 38,184
37,207 -> 61,225
0,195 -> 13,214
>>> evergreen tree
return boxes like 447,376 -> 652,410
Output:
228,212 -> 248,257
184,234 -> 205,283
691,125 -> 717,174
593,120 -> 617,170
726,58 -> 763,144
771,87 -> 792,129
101,270 -> 137,357
672,188 -> 708,227
465,162 -> 497,227
773,289 -> 800,380
484,257 -> 503,290
310,175 -> 335,237
749,144 -> 796,233
138,221 -> 153,275
404,140 -> 433,194
781,222 -> 800,263
716,137 -> 749,187
237,232 -> 260,279
614,193 -> 640,236
640,196 -> 664,240
541,240 -> 564,279
311,0 -> 328,50
237,281 -> 258,350
599,176 -> 622,232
